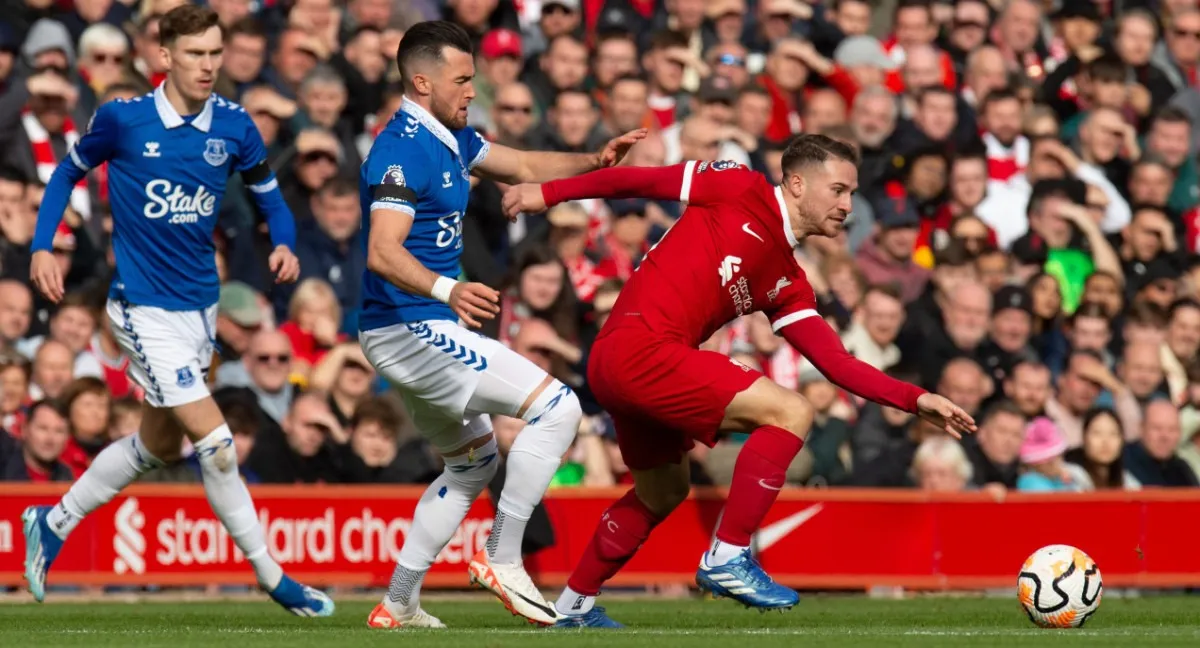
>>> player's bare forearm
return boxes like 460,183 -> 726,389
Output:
542,164 -> 689,205
366,211 -> 440,298
781,316 -> 926,413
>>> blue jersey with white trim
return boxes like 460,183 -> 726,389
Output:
358,98 -> 489,332
62,87 -> 279,310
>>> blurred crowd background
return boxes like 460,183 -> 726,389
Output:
2,0 -> 1200,496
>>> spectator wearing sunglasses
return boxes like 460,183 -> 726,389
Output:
217,328 -> 297,424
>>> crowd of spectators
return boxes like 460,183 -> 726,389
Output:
2,0 -> 1200,494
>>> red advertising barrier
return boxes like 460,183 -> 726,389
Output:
2,485 -> 1199,590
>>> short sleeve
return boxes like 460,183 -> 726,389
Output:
767,271 -> 820,333
70,102 -> 120,171
463,127 -> 490,170
680,160 -> 759,206
366,136 -> 430,217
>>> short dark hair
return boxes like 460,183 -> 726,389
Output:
979,400 -> 1026,427
159,5 -> 221,47
864,282 -> 903,303
28,399 -> 69,424
1153,105 -> 1192,128
1070,301 -> 1109,325
0,164 -> 27,185
894,0 -> 933,21
917,85 -> 955,107
225,16 -> 265,42
780,134 -> 860,175
1124,300 -> 1168,329
981,86 -> 1019,113
554,86 -> 595,109
1169,297 -> 1200,321
934,238 -> 974,267
648,29 -> 689,52
318,176 -> 357,199
1084,53 -> 1127,84
396,20 -> 473,89
351,397 -> 403,438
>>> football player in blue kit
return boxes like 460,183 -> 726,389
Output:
22,5 -> 333,617
359,21 -> 645,629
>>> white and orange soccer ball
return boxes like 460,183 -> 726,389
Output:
1017,544 -> 1103,628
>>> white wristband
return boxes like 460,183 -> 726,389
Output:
431,276 -> 457,304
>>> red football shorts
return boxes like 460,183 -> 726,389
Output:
587,326 -> 762,471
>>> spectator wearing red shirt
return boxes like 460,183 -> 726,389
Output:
0,352 -> 31,439
279,278 -> 348,379
57,376 -> 110,476
2,399 -> 74,482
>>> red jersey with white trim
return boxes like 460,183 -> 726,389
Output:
588,161 -> 818,347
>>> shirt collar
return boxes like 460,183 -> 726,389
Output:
775,186 -> 800,248
401,96 -> 460,158
153,83 -> 213,133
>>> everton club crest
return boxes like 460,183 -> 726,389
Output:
203,138 -> 229,167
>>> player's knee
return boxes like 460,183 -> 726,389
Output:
443,437 -> 500,493
193,425 -> 237,475
757,393 -> 814,438
523,380 -> 582,442
633,465 -> 691,516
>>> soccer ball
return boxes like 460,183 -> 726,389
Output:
1017,544 -> 1103,628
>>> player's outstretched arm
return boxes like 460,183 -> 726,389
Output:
779,315 -> 977,438
30,102 -> 120,303
366,209 -> 499,328
474,129 -> 648,184
502,163 -> 700,220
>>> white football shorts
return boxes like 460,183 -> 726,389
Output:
106,298 -> 216,408
359,319 -> 548,453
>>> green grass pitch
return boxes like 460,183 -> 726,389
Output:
1,596 -> 1197,647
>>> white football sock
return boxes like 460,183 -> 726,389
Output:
386,440 -> 498,617
704,539 -> 748,567
47,433 -> 164,539
555,586 -> 595,616
193,425 -> 282,590
489,383 -> 581,564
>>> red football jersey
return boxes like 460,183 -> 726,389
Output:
575,161 -> 818,347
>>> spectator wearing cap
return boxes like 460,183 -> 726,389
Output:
1016,417 -> 1089,491
1046,348 -> 1141,448
855,195 -> 929,304
595,199 -> 650,282
662,77 -> 752,167
1131,257 -> 1182,311
470,28 -> 525,132
0,21 -> 21,78
281,127 -> 344,225
215,281 -> 266,367
523,34 -> 589,116
1124,399 -> 1199,486
978,285 -> 1037,390
0,399 -> 73,482
965,401 -> 1027,489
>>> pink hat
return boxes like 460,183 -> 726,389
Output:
1020,417 -> 1066,465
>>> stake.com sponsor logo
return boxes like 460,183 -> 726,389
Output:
112,498 -> 491,573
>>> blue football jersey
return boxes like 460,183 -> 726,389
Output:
358,98 -> 490,332
61,86 -> 278,310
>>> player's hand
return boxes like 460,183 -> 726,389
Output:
30,250 -> 65,303
451,282 -> 500,328
916,392 -> 977,439
501,183 -> 547,221
596,129 -> 649,168
268,245 -> 300,284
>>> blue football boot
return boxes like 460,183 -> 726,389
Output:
696,549 -> 799,610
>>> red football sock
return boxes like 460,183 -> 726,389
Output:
566,489 -> 665,596
715,425 -> 804,547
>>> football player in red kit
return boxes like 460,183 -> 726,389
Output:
502,134 -> 976,627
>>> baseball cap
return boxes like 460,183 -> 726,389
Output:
219,282 -> 264,328
697,76 -> 737,105
595,6 -> 637,35
480,28 -> 522,60
0,21 -> 18,54
834,35 -> 898,70
543,0 -> 580,11
608,198 -> 648,218
1020,417 -> 1067,465
993,285 -> 1033,316
1052,0 -> 1102,23
1133,257 -> 1182,291
547,203 -> 589,229
875,196 -> 920,229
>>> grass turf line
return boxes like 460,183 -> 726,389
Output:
1,597 -> 1197,647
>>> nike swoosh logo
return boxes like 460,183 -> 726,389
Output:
507,586 -> 557,620
756,504 -> 823,553
758,478 -> 783,491
742,223 -> 764,242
